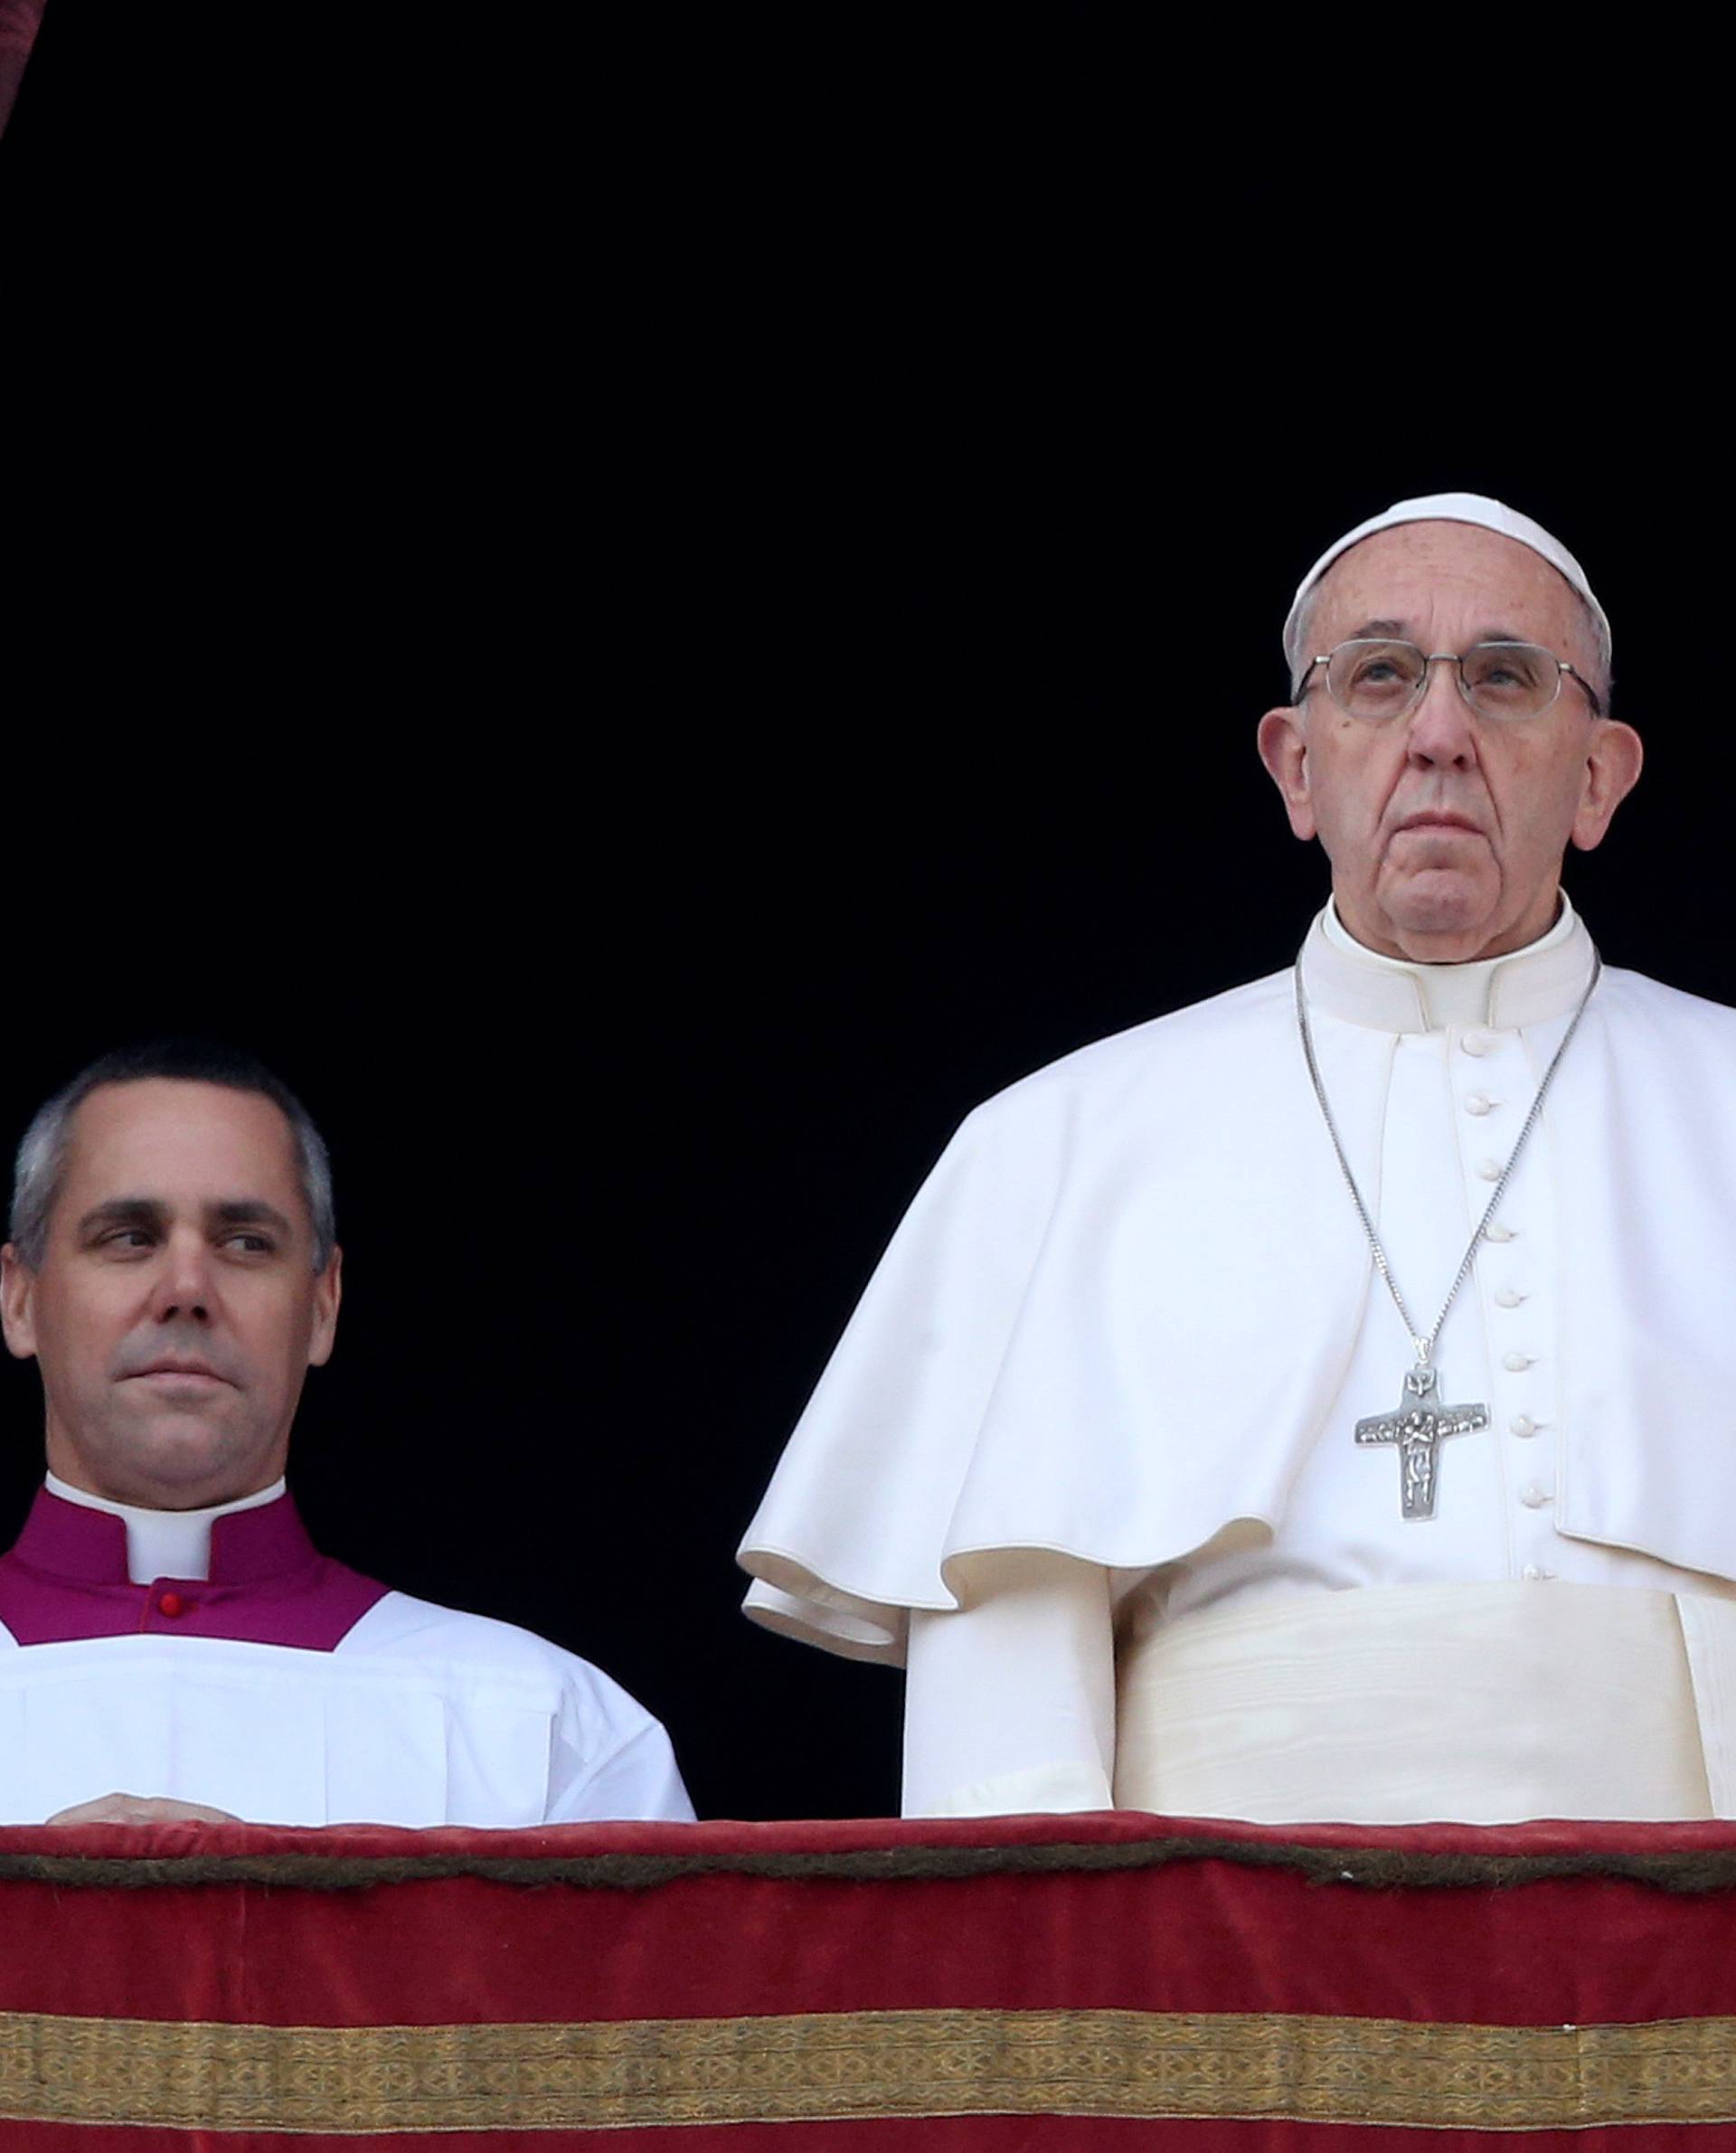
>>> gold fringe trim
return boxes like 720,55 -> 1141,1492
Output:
0,2007 -> 1731,2133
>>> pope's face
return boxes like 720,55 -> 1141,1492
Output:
0,1081 -> 341,1509
1257,521 -> 1644,962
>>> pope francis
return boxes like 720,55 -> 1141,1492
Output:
738,491 -> 1736,1827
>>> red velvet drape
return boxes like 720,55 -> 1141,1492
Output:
0,1810 -> 1731,2146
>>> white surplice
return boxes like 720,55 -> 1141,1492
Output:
0,1605 -> 693,1828
0,1481 -> 693,1827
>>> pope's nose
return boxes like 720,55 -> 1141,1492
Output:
1404,658 -> 1477,769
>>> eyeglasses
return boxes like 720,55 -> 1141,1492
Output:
1295,639 -> 1604,723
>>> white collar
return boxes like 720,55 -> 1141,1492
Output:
1302,894 -> 1594,1034
44,1473 -> 288,1587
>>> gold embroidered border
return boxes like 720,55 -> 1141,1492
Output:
0,2007 -> 1731,2133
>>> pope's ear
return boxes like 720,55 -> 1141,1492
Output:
1257,706 -> 1317,841
0,1246 -> 39,1362
1571,719 -> 1643,853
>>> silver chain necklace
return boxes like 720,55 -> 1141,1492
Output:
1293,947 -> 1601,1520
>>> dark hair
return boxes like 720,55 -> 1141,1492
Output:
9,1040 -> 335,1271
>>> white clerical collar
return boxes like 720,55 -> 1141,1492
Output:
1301,893 -> 1593,1034
44,1473 -> 288,1586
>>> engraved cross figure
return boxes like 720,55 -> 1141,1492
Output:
1354,1363 -> 1489,1521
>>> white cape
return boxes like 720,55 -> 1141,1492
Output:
739,958 -> 1736,1662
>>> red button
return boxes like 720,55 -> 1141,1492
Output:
158,1592 -> 185,1619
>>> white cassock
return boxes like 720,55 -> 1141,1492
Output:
738,898 -> 1736,1824
0,1478 -> 694,1827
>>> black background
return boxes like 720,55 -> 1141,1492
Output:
0,26 -> 1722,1821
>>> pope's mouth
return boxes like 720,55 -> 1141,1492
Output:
1393,816 -> 1484,837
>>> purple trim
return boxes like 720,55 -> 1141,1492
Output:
0,1488 -> 390,1650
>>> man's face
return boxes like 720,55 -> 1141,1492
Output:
0,1081 -> 341,1509
1257,521 -> 1643,962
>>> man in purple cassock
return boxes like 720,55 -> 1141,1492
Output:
0,1042 -> 692,1827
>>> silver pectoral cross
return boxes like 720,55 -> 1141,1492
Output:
1354,1363 -> 1489,1521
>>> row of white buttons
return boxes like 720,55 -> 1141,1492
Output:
1502,1307 -> 1546,1508
1470,1113 -> 1554,1522
1500,1301 -> 1552,1522
1451,1028 -> 1558,1557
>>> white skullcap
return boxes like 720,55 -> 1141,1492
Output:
1283,491 -> 1610,669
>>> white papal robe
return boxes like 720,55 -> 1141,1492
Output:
737,899 -> 1736,1822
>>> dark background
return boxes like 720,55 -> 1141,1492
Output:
0,26 -> 1722,1820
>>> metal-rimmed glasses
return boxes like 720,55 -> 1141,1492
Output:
1294,639 -> 1604,723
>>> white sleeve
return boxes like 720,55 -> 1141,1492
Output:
337,1591 -> 698,1825
551,1698 -> 696,1823
901,1551 -> 1117,1817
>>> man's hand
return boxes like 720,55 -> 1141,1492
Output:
46,1792 -> 240,1826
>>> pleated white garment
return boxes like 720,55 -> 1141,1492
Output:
0,1598 -> 694,1827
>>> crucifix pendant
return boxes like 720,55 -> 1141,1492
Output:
1354,1363 -> 1489,1521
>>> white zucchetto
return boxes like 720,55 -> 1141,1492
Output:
1283,491 -> 1610,665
